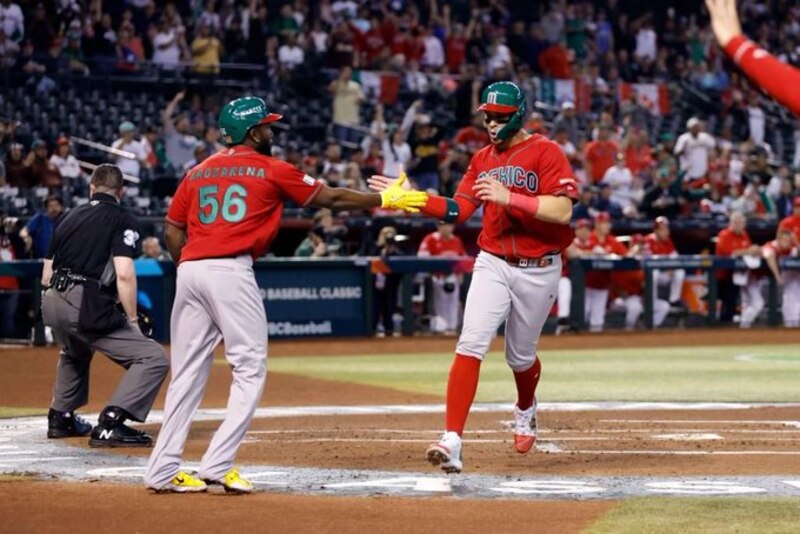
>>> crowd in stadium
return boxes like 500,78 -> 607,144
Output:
3,1 -> 800,336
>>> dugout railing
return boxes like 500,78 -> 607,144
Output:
1,256 -> 798,345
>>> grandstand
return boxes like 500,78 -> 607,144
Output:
2,0 -> 800,340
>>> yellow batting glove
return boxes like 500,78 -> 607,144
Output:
379,173 -> 428,213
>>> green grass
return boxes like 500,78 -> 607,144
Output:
267,344 -> 800,402
0,473 -> 36,483
587,498 -> 800,534
0,407 -> 47,419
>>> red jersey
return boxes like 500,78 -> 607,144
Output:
584,140 -> 619,183
778,214 -> 800,243
715,227 -> 752,281
612,269 -> 644,297
763,239 -> 796,259
457,135 -> 578,258
585,232 -> 628,289
446,36 -> 466,72
453,126 -> 490,154
167,146 -> 322,263
418,231 -> 466,257
0,235 -> 19,290
643,233 -> 677,256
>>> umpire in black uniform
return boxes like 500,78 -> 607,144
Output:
41,164 -> 168,447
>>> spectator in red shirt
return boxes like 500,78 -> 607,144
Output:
623,127 -> 654,178
715,211 -> 761,324
538,39 -> 572,79
453,114 -> 490,155
418,222 -> 467,334
778,197 -> 800,244
584,125 -> 619,184
359,14 -> 387,68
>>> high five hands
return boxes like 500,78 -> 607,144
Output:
369,171 -> 428,213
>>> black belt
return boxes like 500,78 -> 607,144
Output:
50,270 -> 98,292
485,251 -> 556,268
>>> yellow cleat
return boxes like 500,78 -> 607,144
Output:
153,471 -> 208,493
207,468 -> 254,494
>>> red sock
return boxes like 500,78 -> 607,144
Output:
445,354 -> 482,436
513,357 -> 542,411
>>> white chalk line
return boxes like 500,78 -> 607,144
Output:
601,419 -> 800,427
247,427 -> 800,435
551,450 -> 800,456
0,456 -> 78,463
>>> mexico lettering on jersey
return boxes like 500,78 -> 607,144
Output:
166,145 -> 322,262
643,233 -> 677,256
457,134 -> 578,258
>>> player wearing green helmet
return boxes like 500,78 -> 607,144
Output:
477,81 -> 528,144
218,96 -> 283,152
144,95 -> 429,493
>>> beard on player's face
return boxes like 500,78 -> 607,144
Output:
249,125 -> 273,156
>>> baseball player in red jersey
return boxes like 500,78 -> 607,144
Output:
144,96 -> 426,493
715,212 -> 763,328
418,222 -> 467,334
708,0 -> 800,116
763,228 -> 800,327
555,219 -> 593,334
642,216 -> 685,312
370,81 -> 578,473
778,198 -> 800,244
583,212 -> 628,332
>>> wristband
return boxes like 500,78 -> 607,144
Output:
509,193 -> 540,217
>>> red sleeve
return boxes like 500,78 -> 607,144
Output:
420,160 -> 481,223
418,234 -> 432,255
611,237 -> 628,255
166,178 -> 190,228
536,143 -> 579,199
725,35 -> 800,116
455,236 -> 466,255
716,231 -> 732,256
271,160 -> 323,207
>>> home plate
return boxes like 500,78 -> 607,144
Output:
652,433 -> 723,441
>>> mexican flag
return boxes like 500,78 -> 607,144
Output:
618,83 -> 670,115
356,71 -> 401,105
537,78 -> 591,112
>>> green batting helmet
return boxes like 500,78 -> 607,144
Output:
218,96 -> 282,145
478,81 -> 527,141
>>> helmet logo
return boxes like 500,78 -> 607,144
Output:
487,92 -> 498,104
233,105 -> 264,118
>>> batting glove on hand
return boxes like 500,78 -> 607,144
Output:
379,173 -> 428,213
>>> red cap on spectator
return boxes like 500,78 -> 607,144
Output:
595,212 -> 611,222
575,218 -> 592,229
56,135 -> 69,145
793,197 -> 800,207
654,216 -> 669,228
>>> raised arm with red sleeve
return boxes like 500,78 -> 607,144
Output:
419,164 -> 482,223
724,35 -> 800,116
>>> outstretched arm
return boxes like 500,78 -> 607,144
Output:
472,178 -> 573,224
313,174 -> 427,212
707,0 -> 800,115
367,172 -> 481,223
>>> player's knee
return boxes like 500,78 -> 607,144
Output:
507,355 -> 536,372
455,336 -> 491,360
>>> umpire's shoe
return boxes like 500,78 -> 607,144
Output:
89,406 -> 152,448
47,409 -> 93,439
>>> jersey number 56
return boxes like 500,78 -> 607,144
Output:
198,184 -> 248,224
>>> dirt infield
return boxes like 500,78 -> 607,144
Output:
0,329 -> 798,532
0,481 -> 615,534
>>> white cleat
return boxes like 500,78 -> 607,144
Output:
426,431 -> 463,474
513,403 -> 538,454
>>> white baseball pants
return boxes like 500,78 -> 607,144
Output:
144,255 -> 267,489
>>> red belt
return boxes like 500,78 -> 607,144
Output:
485,251 -> 556,268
